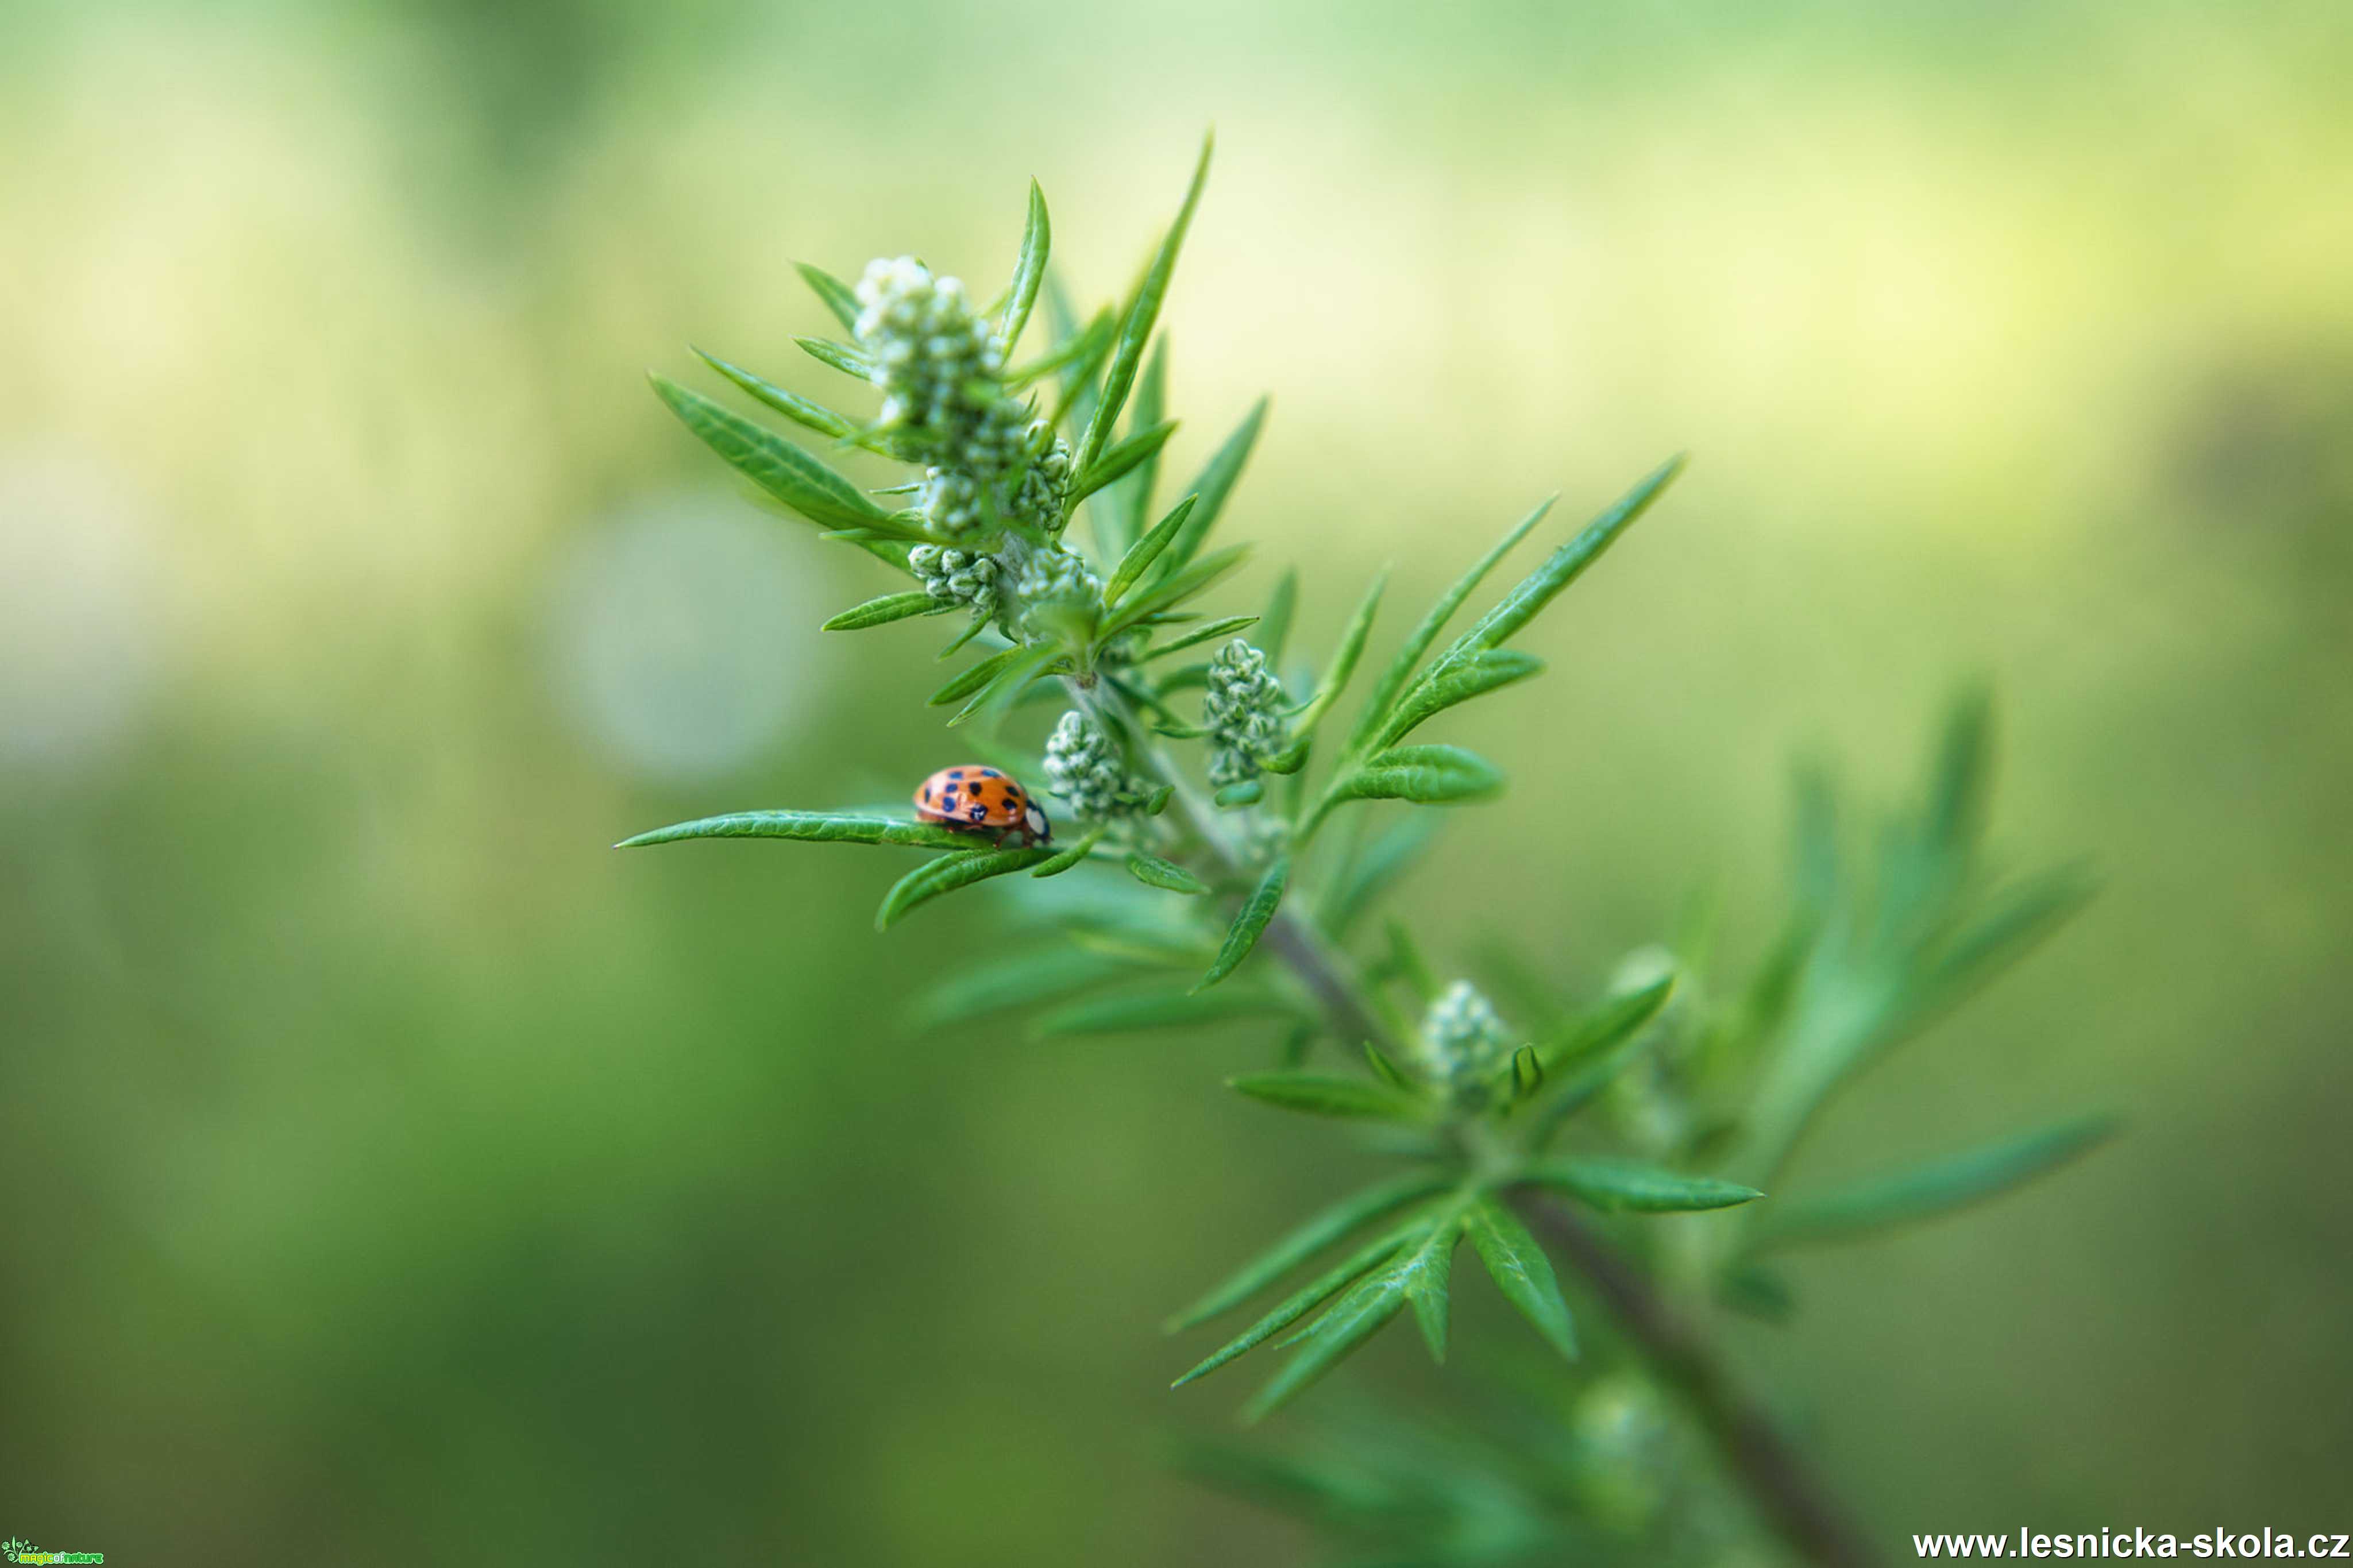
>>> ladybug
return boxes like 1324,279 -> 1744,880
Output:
913,765 -> 1052,847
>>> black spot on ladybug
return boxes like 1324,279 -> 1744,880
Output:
947,770 -> 964,779
981,768 -> 1000,778
967,804 -> 986,822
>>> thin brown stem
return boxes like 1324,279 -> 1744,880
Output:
1088,671 -> 1878,1563
1247,856 -> 1883,1567
1517,1196 -> 1883,1568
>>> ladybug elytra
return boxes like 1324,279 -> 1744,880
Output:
913,765 -> 1052,847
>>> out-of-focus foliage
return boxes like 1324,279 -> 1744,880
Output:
2,1 -> 2350,1564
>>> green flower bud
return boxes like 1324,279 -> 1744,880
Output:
1410,979 -> 1512,1098
1010,542 -> 1102,639
1204,638 -> 1288,787
853,257 -> 1004,462
1043,709 -> 1140,820
907,544 -> 1000,619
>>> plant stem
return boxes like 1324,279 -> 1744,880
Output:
1086,672 -> 1878,1563
1518,1196 -> 1883,1568
1249,868 -> 1883,1568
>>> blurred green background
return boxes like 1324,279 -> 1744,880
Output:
2,0 -> 2348,1560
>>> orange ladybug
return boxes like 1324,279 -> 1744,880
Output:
913,765 -> 1052,846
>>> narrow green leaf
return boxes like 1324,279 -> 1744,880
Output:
1333,744 -> 1505,807
1287,569 -> 1387,741
1915,868 -> 2097,1017
1533,974 -> 1676,1075
1104,495 -> 1199,605
1000,179 -> 1052,350
1257,569 -> 1298,669
822,590 -> 944,631
938,609 -> 993,658
1322,814 -> 1440,938
794,335 -> 874,380
1172,1219 -> 1422,1388
1051,311 -> 1117,431
1162,397 -> 1267,573
1012,304 -> 1113,389
1036,984 -> 1305,1037
1101,544 -> 1251,639
1197,855 -> 1287,991
1520,1157 -> 1764,1213
1028,824 -> 1108,879
1405,1225 -> 1455,1364
1509,1045 -> 1545,1102
1419,456 -> 1683,685
1522,1028 -> 1660,1149
1378,648 -> 1546,748
1383,918 -> 1437,1005
617,810 -> 970,851
875,845 -> 1056,930
1214,779 -> 1263,808
1346,496 -> 1553,756
952,642 -> 1060,731
1167,1169 -> 1453,1331
1242,1265 -> 1410,1423
1073,418 -> 1180,503
1362,1041 -> 1413,1092
1748,1116 -> 2117,1253
1108,338 -> 1170,555
1464,1199 -> 1577,1361
929,646 -> 1025,708
1926,683 -> 1995,859
1140,614 -> 1257,661
796,262 -> 862,332
1226,1071 -> 1432,1123
649,375 -> 887,530
1075,133 -> 1213,477
692,348 -> 856,441
1126,852 -> 1210,895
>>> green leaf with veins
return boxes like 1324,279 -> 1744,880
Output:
1196,855 -> 1288,991
822,591 -> 946,631
1075,134 -> 1213,477
1226,1072 -> 1432,1123
796,262 -> 861,331
876,845 -> 1058,929
1167,1168 -> 1455,1331
1104,495 -> 1199,605
1463,1198 -> 1577,1361
1000,179 -> 1052,350
1746,1116 -> 2115,1253
1519,1157 -> 1763,1213
649,376 -> 889,531
617,811 -> 971,852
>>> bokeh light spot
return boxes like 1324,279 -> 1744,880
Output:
0,449 -> 167,779
544,491 -> 831,782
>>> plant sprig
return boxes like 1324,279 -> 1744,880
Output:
618,141 -> 2105,1566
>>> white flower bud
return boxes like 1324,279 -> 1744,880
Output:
1204,638 -> 1288,786
1043,709 -> 1140,820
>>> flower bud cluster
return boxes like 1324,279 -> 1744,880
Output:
1204,639 -> 1289,786
855,257 -> 1003,456
857,258 -> 1071,545
1411,980 -> 1513,1096
907,545 -> 999,618
1043,709 -> 1140,820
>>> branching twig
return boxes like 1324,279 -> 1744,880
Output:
1255,887 -> 1884,1568
1518,1195 -> 1884,1568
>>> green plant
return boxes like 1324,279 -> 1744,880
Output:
622,138 -> 2104,1566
